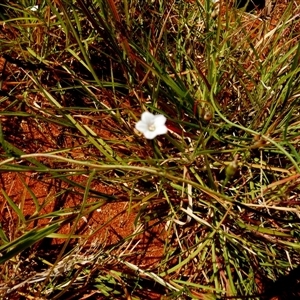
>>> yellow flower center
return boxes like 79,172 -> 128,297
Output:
148,124 -> 156,131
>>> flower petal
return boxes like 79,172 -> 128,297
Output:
154,125 -> 168,135
143,130 -> 158,139
153,114 -> 167,126
141,111 -> 155,124
135,121 -> 148,133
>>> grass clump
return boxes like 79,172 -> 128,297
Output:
0,0 -> 300,299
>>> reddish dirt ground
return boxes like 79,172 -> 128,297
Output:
0,105 -> 165,263
0,53 -> 166,297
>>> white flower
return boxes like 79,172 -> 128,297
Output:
30,5 -> 39,11
135,111 -> 168,139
